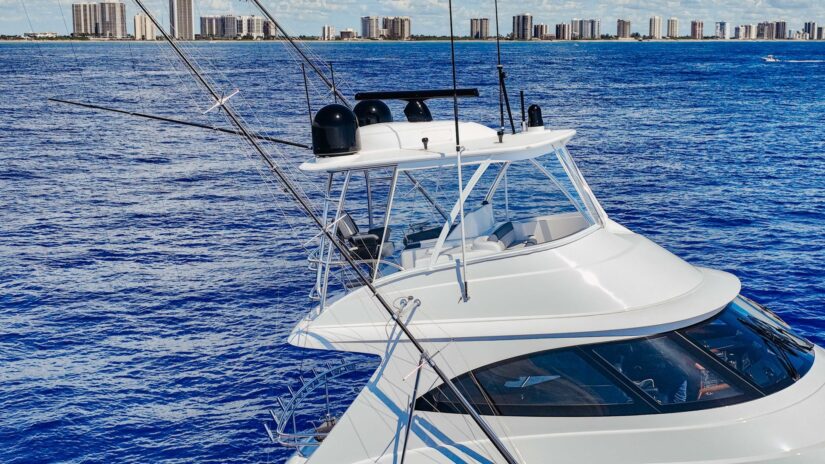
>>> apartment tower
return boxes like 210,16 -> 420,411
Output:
667,17 -> 679,38
169,0 -> 194,40
649,16 -> 662,39
512,13 -> 532,40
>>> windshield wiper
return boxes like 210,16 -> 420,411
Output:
738,317 -> 800,380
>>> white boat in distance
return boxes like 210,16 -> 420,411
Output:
763,54 -> 780,62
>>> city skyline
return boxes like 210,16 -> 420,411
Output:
4,0 -> 825,37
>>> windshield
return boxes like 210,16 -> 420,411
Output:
681,297 -> 815,393
374,147 -> 602,276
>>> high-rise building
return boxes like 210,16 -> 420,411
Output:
774,21 -> 787,39
616,19 -> 631,39
72,3 -> 99,36
263,21 -> 277,39
555,23 -> 571,40
803,22 -> 818,40
743,24 -> 756,39
818,26 -> 824,40
573,19 -> 600,39
361,16 -> 380,40
649,16 -> 662,39
757,21 -> 775,39
321,25 -> 335,41
383,16 -> 411,40
512,13 -> 532,40
339,28 -> 356,40
533,23 -> 549,40
169,0 -> 193,40
200,15 -> 223,38
667,17 -> 679,38
98,2 -> 126,38
570,18 -> 580,39
715,21 -> 730,39
134,13 -> 155,40
690,20 -> 703,39
245,16 -> 264,39
223,15 -> 238,38
470,18 -> 489,39
235,16 -> 248,37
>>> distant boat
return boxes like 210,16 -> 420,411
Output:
762,54 -> 780,62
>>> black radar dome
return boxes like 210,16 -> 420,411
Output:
312,104 -> 361,157
353,100 -> 393,127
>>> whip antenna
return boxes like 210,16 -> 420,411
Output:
448,0 -> 470,303
494,0 -> 516,134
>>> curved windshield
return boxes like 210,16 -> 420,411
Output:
416,296 -> 815,417
681,297 -> 814,394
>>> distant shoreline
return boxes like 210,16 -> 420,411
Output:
2,38 -> 823,44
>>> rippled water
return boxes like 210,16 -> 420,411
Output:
1,40 -> 823,463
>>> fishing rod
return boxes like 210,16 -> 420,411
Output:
128,1 -> 518,462
247,0 -> 350,108
48,98 -> 309,149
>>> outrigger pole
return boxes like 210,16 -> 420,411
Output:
129,1 -> 519,462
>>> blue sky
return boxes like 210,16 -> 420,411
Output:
4,0 -> 825,36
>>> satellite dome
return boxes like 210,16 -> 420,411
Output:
311,104 -> 361,157
353,100 -> 393,127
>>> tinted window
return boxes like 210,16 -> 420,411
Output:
416,296 -> 815,418
417,349 -> 647,417
592,335 -> 748,408
681,297 -> 815,394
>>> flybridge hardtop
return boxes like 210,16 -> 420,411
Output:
301,121 -> 576,172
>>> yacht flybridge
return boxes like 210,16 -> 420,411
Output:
51,1 -> 824,462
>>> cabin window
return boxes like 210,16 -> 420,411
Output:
592,335 -> 750,409
415,296 -> 814,417
417,349 -> 654,417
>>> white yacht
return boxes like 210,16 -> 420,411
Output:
269,93 -> 825,463
52,2 -> 824,462
763,55 -> 780,62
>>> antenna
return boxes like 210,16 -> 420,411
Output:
328,61 -> 338,104
494,0 -> 504,138
301,63 -> 313,127
448,0 -> 470,303
493,0 -> 516,135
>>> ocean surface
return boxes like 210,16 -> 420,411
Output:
1,40 -> 823,463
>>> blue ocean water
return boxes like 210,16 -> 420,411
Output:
1,40 -> 823,463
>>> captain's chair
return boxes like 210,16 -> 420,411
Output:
335,213 -> 394,261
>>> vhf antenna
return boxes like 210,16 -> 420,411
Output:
494,0 -> 516,135
449,0 -> 470,303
